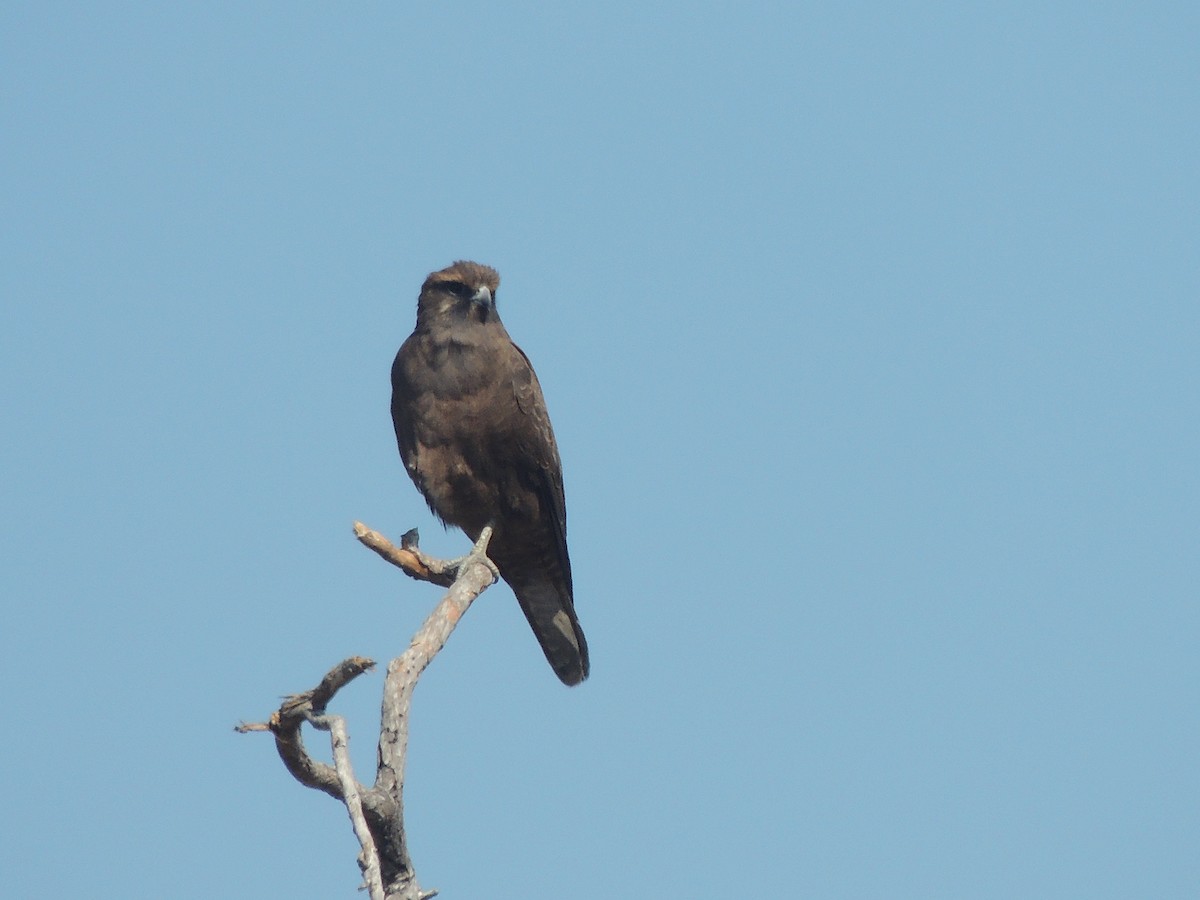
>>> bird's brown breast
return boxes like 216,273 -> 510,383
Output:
393,333 -> 523,536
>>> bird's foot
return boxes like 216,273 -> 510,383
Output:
447,525 -> 500,584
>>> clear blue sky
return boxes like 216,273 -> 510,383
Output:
2,3 -> 1197,897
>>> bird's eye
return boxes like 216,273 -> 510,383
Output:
441,281 -> 474,302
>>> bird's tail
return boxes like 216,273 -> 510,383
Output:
508,575 -> 589,686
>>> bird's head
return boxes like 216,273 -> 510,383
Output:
416,260 -> 501,328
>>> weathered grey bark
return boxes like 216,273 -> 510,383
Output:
237,524 -> 498,900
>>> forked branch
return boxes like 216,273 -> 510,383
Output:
237,524 -> 498,900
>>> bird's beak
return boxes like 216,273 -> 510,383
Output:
470,286 -> 493,309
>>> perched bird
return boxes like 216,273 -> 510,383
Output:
390,261 -> 588,685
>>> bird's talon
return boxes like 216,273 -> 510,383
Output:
448,550 -> 499,583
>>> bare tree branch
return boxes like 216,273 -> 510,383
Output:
376,526 -> 497,798
308,712 -> 385,900
353,521 -> 455,586
238,524 -> 498,900
244,656 -> 376,801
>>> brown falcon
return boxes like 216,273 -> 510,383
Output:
390,261 -> 589,685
